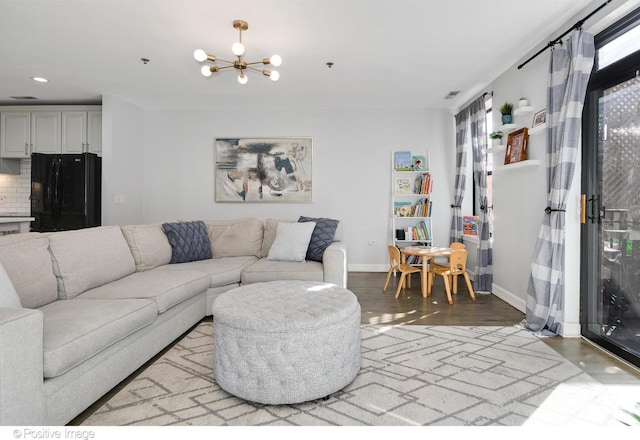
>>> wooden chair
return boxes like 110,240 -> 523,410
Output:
383,245 -> 423,298
430,242 -> 465,275
428,248 -> 476,304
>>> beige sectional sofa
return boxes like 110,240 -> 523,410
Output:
0,217 -> 346,426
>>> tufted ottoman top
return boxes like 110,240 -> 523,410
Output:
212,280 -> 359,332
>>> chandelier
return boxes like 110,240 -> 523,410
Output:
193,20 -> 282,85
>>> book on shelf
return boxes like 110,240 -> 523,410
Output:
413,172 -> 433,194
463,215 -> 479,236
413,199 -> 431,217
402,220 -> 431,241
412,155 -> 427,171
394,202 -> 412,217
394,176 -> 412,194
395,200 -> 432,218
394,151 -> 413,171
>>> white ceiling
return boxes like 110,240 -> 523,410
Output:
0,0 -> 618,111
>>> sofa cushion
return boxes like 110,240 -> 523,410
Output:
267,221 -> 316,262
48,226 -> 136,300
154,256 -> 258,288
204,218 -> 263,258
0,262 -> 21,308
40,298 -> 157,378
0,233 -> 58,308
162,221 -> 212,264
121,224 -> 172,271
241,258 -> 324,285
298,216 -> 339,262
77,270 -> 210,313
261,218 -> 294,257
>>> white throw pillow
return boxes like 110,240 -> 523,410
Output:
267,221 -> 316,262
0,262 -> 22,308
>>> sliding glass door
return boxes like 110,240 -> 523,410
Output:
582,10 -> 640,368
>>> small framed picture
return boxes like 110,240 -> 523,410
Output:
504,127 -> 529,165
532,109 -> 546,127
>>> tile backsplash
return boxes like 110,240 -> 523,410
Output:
0,159 -> 31,213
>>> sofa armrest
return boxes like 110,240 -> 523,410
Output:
0,308 -> 46,425
322,241 -> 348,288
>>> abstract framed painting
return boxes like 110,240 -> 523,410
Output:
215,137 -> 313,202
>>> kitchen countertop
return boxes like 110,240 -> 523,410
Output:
0,214 -> 34,223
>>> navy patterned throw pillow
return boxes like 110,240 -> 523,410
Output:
298,216 -> 339,262
162,221 -> 212,264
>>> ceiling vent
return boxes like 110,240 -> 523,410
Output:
10,96 -> 38,100
444,91 -> 460,99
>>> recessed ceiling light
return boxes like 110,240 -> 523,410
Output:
31,77 -> 48,83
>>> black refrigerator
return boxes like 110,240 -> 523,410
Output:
30,153 -> 101,232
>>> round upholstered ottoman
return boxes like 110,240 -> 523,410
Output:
211,280 -> 361,405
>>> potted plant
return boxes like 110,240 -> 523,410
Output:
518,97 -> 528,107
500,102 -> 514,124
489,131 -> 503,146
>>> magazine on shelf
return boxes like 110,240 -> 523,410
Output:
412,155 -> 427,171
463,215 -> 479,235
394,176 -> 412,194
394,202 -> 412,217
394,151 -> 413,171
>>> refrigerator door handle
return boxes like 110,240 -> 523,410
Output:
52,158 -> 62,221
46,160 -> 56,208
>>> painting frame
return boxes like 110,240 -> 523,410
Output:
215,137 -> 313,203
532,108 -> 547,127
504,127 -> 529,165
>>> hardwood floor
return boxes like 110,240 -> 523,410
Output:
349,271 -> 640,386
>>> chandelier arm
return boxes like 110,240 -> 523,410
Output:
213,58 -> 236,65
216,65 -> 237,71
245,65 -> 266,73
245,60 -> 269,67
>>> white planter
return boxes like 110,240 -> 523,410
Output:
519,99 -> 528,107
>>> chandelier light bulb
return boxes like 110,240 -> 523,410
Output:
238,72 -> 248,85
201,65 -> 212,77
270,70 -> 280,81
232,42 -> 245,56
269,54 -> 282,67
193,49 -> 207,62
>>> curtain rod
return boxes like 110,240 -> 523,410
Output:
517,0 -> 612,69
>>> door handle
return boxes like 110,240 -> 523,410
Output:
588,195 -> 598,223
587,194 -> 606,223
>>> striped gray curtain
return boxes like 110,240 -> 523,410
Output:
450,109 -> 468,243
525,29 -> 595,335
469,98 -> 493,293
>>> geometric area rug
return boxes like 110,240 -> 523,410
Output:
80,322 -> 636,426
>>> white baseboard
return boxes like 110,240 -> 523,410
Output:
491,283 -> 526,313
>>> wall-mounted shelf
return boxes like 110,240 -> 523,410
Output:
513,105 -> 534,116
529,123 -> 546,134
500,123 -> 517,131
493,159 -> 540,171
487,145 -> 506,155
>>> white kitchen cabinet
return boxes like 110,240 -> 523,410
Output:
1,110 -> 61,157
1,111 -> 31,158
31,111 -> 61,154
87,110 -> 102,155
62,110 -> 102,155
